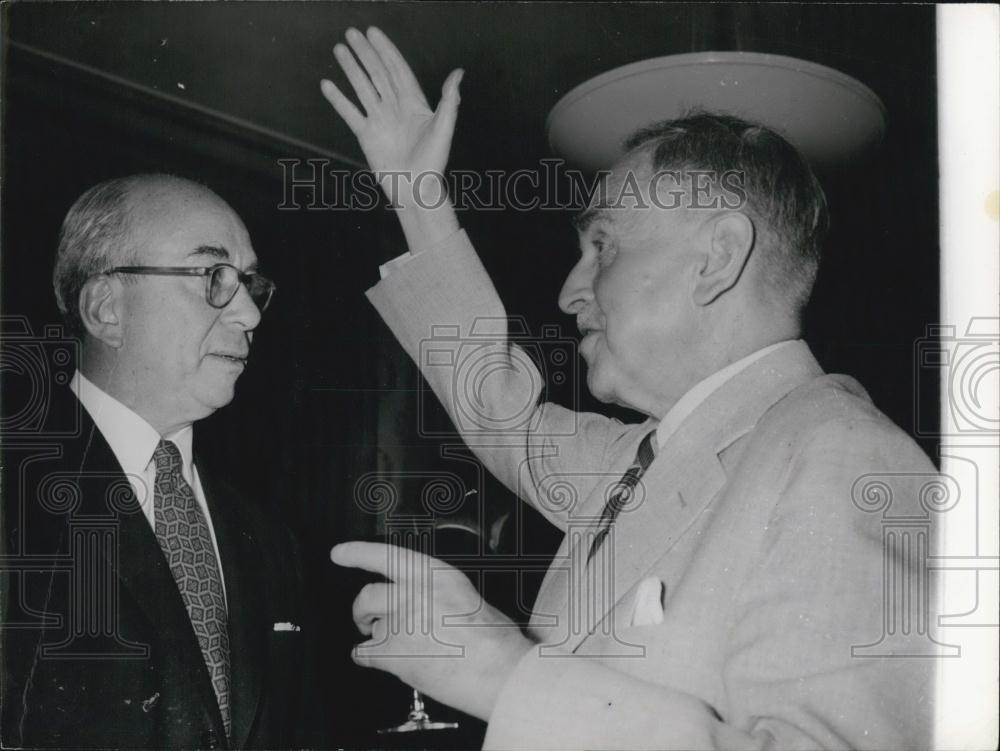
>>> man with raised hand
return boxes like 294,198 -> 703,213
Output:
323,27 -> 937,750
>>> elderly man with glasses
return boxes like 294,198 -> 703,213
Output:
1,174 -> 312,749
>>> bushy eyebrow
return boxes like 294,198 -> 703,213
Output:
190,244 -> 230,261
189,244 -> 258,272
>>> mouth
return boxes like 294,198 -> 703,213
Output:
576,315 -> 604,338
209,352 -> 249,366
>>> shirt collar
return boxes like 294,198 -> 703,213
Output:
655,340 -> 799,450
70,370 -> 195,475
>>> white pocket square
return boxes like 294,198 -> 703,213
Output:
273,622 -> 301,632
629,576 -> 665,627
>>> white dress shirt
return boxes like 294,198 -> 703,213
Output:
70,370 -> 227,602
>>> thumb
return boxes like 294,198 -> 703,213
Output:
442,68 -> 464,103
431,68 -> 463,143
351,639 -> 380,667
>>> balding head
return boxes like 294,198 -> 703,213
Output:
53,174 -> 227,336
62,173 -> 262,433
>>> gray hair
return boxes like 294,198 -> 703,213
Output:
53,174 -> 204,336
623,112 -> 829,313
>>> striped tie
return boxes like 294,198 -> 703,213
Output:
152,439 -> 231,737
586,429 -> 657,564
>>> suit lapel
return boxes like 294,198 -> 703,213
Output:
71,414 -> 227,739
536,342 -> 823,652
196,455 -> 266,750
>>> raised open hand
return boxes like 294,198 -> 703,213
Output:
321,27 -> 463,207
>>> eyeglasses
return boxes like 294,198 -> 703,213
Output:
106,264 -> 276,312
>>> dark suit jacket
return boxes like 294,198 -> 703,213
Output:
2,387 -> 314,749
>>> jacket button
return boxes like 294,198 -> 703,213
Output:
201,729 -> 220,749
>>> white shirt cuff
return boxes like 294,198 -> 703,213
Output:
378,252 -> 413,279
377,227 -> 465,279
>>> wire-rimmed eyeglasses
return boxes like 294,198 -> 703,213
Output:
106,264 -> 276,312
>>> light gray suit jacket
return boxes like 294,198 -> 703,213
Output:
367,230 -> 939,750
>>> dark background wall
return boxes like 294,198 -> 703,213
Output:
2,3 -> 939,745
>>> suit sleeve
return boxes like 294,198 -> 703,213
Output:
483,416 -> 938,750
366,230 -> 641,531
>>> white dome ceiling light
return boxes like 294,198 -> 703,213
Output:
547,51 -> 886,171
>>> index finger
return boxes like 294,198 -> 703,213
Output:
330,541 -> 424,578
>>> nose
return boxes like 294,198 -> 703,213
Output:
221,281 -> 262,332
558,256 -> 596,316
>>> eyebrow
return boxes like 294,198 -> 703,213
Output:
189,244 -> 258,272
190,244 -> 230,261
572,208 -> 610,234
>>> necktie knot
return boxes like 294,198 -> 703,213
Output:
153,439 -> 183,475
635,429 -> 657,472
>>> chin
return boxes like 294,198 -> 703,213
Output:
214,385 -> 238,407
585,367 -> 619,405
198,381 -> 239,411
585,364 -> 646,414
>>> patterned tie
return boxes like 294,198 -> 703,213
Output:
152,439 -> 231,738
586,429 -> 658,564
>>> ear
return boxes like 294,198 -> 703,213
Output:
78,275 -> 125,348
693,212 -> 755,306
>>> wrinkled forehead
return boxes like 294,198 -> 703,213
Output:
129,179 -> 256,267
